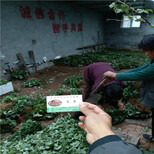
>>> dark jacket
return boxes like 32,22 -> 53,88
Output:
141,60 -> 154,108
89,135 -> 142,154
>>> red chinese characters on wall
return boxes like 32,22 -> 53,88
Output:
19,5 -> 32,18
78,24 -> 82,32
35,8 -> 44,19
19,6 -> 83,33
59,10 -> 65,20
62,24 -> 68,32
48,9 -> 55,20
71,24 -> 76,32
53,24 -> 60,33
52,24 -> 82,33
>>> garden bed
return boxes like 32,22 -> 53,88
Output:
0,49 -> 152,153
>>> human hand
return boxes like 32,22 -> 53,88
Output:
118,102 -> 125,111
78,102 -> 115,144
103,71 -> 116,81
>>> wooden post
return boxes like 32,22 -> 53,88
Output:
16,53 -> 30,74
29,50 -> 37,71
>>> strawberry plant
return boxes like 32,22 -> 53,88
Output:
12,69 -> 29,79
53,49 -> 149,70
23,97 -> 58,120
8,120 -> 43,141
63,76 -> 83,88
123,81 -> 140,101
0,115 -> 89,153
22,79 -> 42,87
105,102 -> 150,124
55,89 -> 65,95
0,80 -> 9,86
0,118 -> 17,133
68,88 -> 80,95
1,95 -> 58,121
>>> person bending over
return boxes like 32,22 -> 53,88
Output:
72,62 -> 125,119
83,62 -> 125,110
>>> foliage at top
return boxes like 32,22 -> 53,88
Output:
53,49 -> 149,70
109,0 -> 154,28
12,69 -> 29,79
0,80 -> 9,86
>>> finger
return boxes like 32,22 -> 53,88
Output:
79,102 -> 95,116
79,115 -> 86,121
78,122 -> 89,133
78,122 -> 84,128
87,103 -> 106,115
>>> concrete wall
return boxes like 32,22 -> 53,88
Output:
103,12 -> 154,50
1,1 -> 104,73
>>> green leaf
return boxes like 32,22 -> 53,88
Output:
125,9 -> 129,14
136,9 -> 144,14
151,26 -> 154,28
109,2 -> 116,9
114,8 -> 122,14
143,126 -> 149,132
135,19 -> 141,22
121,4 -> 126,8
145,9 -> 153,13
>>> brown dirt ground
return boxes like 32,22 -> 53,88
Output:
12,66 -> 85,97
1,66 -> 150,113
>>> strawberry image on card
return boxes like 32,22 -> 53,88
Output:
48,100 -> 62,107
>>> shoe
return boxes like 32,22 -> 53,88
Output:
143,134 -> 154,142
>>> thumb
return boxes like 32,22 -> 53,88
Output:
79,102 -> 94,116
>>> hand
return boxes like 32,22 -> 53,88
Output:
78,102 -> 115,144
118,102 -> 125,111
103,71 -> 116,80
117,99 -> 125,111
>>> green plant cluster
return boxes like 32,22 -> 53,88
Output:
1,94 -> 33,119
105,102 -> 150,124
8,120 -> 43,141
0,119 -> 17,133
63,76 -> 83,88
22,79 -> 42,87
11,69 -> 29,79
0,94 -> 58,124
0,80 -> 9,86
24,97 -> 58,120
53,50 -> 149,70
55,87 -> 80,95
123,81 -> 140,101
0,115 -> 89,154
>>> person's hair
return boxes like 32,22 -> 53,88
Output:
138,34 -> 154,52
105,83 -> 123,100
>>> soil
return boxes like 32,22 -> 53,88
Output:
1,65 -> 150,113
12,66 -> 85,97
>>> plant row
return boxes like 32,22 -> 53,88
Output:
53,49 -> 149,70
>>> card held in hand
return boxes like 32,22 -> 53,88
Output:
47,95 -> 82,112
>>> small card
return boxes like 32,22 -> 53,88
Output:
47,95 -> 82,113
